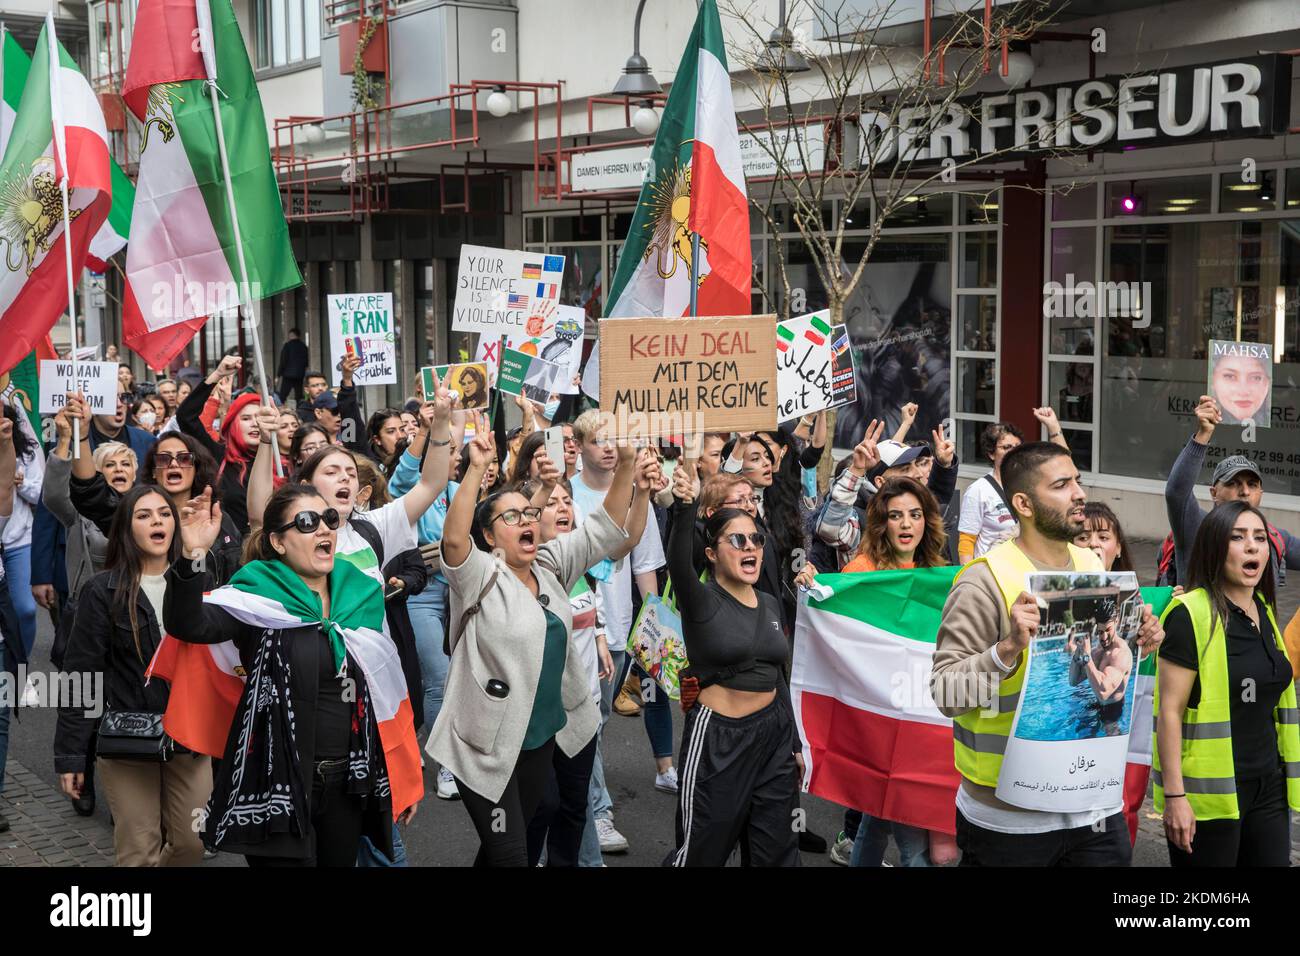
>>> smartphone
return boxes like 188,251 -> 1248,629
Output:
543,425 -> 566,471
344,337 -> 365,363
384,582 -> 405,601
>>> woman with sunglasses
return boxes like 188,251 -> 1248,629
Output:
55,485 -> 213,866
431,417 -> 641,866
65,396 -> 244,586
664,458 -> 800,867
162,484 -> 421,866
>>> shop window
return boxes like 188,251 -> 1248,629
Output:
526,217 -> 544,243
961,192 -> 999,225
1049,361 -> 1094,425
1286,168 -> 1300,211
960,232 -> 997,289
1099,218 -> 1300,496
1219,168 -> 1278,214
548,215 -> 603,243
957,357 -> 996,415
880,192 -> 952,228
1049,227 -> 1097,356
1052,182 -> 1096,222
958,295 -> 997,352
1104,175 -> 1211,218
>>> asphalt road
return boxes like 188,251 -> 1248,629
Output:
7,535 -> 1298,867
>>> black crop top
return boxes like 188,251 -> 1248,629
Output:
668,500 -> 790,696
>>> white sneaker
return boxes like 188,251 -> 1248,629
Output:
596,815 -> 629,853
654,766 -> 679,794
436,766 -> 460,800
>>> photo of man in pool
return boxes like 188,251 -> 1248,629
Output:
1014,572 -> 1144,741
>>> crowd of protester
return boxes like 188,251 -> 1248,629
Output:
0,343 -> 1295,870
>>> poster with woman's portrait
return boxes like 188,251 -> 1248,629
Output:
1207,339 -> 1272,427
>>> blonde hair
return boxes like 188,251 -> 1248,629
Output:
92,441 -> 137,473
572,409 -> 606,444
354,456 -> 392,508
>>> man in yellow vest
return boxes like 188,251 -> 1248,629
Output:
931,442 -> 1165,865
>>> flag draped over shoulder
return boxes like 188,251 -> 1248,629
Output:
583,0 -> 751,400
145,633 -> 246,758
0,20 -> 111,374
0,30 -> 132,271
200,559 -> 423,819
119,0 -> 301,368
792,569 -> 1173,836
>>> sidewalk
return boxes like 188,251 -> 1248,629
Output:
0,758 -> 115,866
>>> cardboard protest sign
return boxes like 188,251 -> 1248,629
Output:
452,245 -> 565,337
776,311 -> 857,421
598,315 -> 777,439
328,293 -> 397,386
474,302 -> 585,394
1208,339 -> 1272,427
38,360 -> 118,414
996,571 -> 1146,813
421,363 -> 490,411
497,347 -> 565,405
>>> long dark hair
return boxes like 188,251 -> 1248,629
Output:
1185,500 -> 1277,633
470,488 -> 523,552
861,477 -> 947,569
749,432 -> 804,578
104,485 -> 181,664
509,431 -> 546,486
701,507 -> 757,567
1079,502 -> 1134,573
366,408 -> 403,460
1,405 -> 32,461
246,483 -> 327,563
144,431 -> 219,503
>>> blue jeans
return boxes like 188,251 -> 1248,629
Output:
357,822 -> 408,867
579,647 -> 626,866
408,580 -> 449,736
4,545 -> 36,659
850,814 -> 932,867
622,658 -> 673,760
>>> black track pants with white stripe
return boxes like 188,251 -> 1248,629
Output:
665,696 -> 801,867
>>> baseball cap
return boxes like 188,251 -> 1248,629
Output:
877,440 -> 924,469
312,391 -> 339,411
1211,455 -> 1262,486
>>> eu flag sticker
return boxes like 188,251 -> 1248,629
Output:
543,255 -> 564,274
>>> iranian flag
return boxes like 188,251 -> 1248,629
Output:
1,28 -> 132,271
119,0 -> 301,368
202,564 -> 424,819
145,634 -> 246,758
0,17 -> 111,375
583,0 -> 750,399
792,569 -> 1173,837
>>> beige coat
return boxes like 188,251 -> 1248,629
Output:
428,506 -> 627,802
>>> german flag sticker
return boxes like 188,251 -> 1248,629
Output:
776,324 -> 795,352
804,315 -> 831,346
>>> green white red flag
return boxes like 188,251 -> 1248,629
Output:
120,0 -> 301,369
1,29 -> 133,272
0,17 -> 111,374
583,0 -> 751,399
792,569 -> 1172,840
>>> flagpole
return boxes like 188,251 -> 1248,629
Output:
198,2 -> 282,477
46,14 -> 81,458
689,232 -> 701,318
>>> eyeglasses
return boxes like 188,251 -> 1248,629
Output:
274,508 -> 341,535
154,452 -> 196,468
722,495 -> 760,508
562,437 -> 578,446
591,438 -> 613,448
490,506 -> 542,528
721,531 -> 766,550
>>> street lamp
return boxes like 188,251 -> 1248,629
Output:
611,0 -> 663,96
632,102 -> 659,136
756,0 -> 809,76
486,86 -> 512,118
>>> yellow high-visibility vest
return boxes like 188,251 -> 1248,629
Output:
951,540 -> 1103,787
1152,588 -> 1300,821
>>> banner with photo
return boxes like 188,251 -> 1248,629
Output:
474,303 -> 585,394
1207,339 -> 1272,427
995,571 -> 1147,813
496,347 -> 566,405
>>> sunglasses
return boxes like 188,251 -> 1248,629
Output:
275,508 -> 341,535
490,506 -> 542,528
154,452 -> 196,468
721,531 -> 766,550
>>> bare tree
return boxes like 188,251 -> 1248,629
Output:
723,0 -> 1114,457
